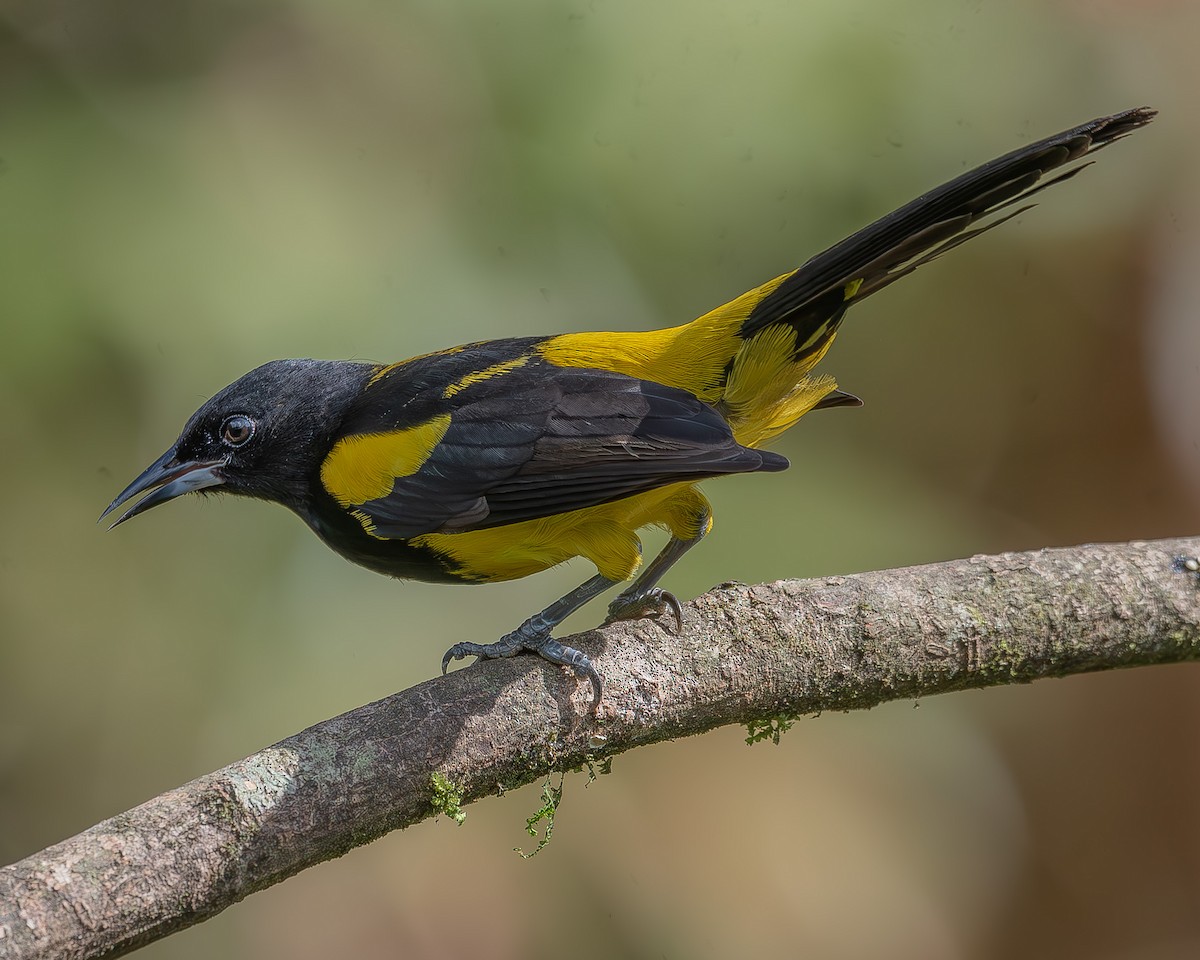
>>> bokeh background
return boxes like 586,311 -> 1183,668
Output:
2,1 -> 1199,957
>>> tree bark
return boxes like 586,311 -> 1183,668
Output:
3,537 -> 1199,959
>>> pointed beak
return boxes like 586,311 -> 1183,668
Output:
99,449 -> 227,528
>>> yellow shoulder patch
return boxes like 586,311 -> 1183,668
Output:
320,414 -> 452,507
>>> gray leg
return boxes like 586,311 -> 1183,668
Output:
442,573 -> 619,709
604,522 -> 709,632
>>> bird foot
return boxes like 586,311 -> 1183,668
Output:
442,626 -> 603,711
604,588 -> 684,633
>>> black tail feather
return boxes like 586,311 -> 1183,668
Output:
813,389 -> 863,411
739,107 -> 1156,344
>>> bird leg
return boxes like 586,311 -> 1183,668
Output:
442,572 -> 619,709
604,521 -> 709,632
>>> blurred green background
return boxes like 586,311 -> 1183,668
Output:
2,0 -> 1199,957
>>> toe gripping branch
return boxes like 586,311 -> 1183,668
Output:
442,573 -> 617,710
440,524 -> 707,710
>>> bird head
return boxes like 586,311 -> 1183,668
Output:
101,358 -> 371,527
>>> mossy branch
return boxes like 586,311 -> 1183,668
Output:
3,537 -> 1200,959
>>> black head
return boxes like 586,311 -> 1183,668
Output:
101,359 -> 374,527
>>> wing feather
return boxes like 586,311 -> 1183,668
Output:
336,356 -> 784,539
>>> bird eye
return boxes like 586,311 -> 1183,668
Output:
220,415 -> 256,447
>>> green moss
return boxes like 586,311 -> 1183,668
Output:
429,772 -> 467,826
515,776 -> 563,859
745,715 -> 797,745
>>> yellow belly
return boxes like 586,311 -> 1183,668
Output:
411,483 -> 712,583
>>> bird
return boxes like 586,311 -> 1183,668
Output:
102,107 -> 1155,710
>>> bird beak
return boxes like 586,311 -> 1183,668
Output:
100,449 -> 227,528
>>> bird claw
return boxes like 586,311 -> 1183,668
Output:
441,635 -> 523,674
441,630 -> 603,711
605,587 -> 684,633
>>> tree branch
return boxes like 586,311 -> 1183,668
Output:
3,537 -> 1200,959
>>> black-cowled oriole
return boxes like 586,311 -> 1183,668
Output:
102,108 -> 1154,708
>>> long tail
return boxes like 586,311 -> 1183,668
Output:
534,109 -> 1154,446
741,106 -> 1155,348
713,106 -> 1155,445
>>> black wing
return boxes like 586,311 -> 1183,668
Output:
342,356 -> 786,539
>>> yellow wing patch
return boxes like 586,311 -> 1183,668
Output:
320,414 -> 452,507
442,355 -> 530,399
350,508 -> 379,537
